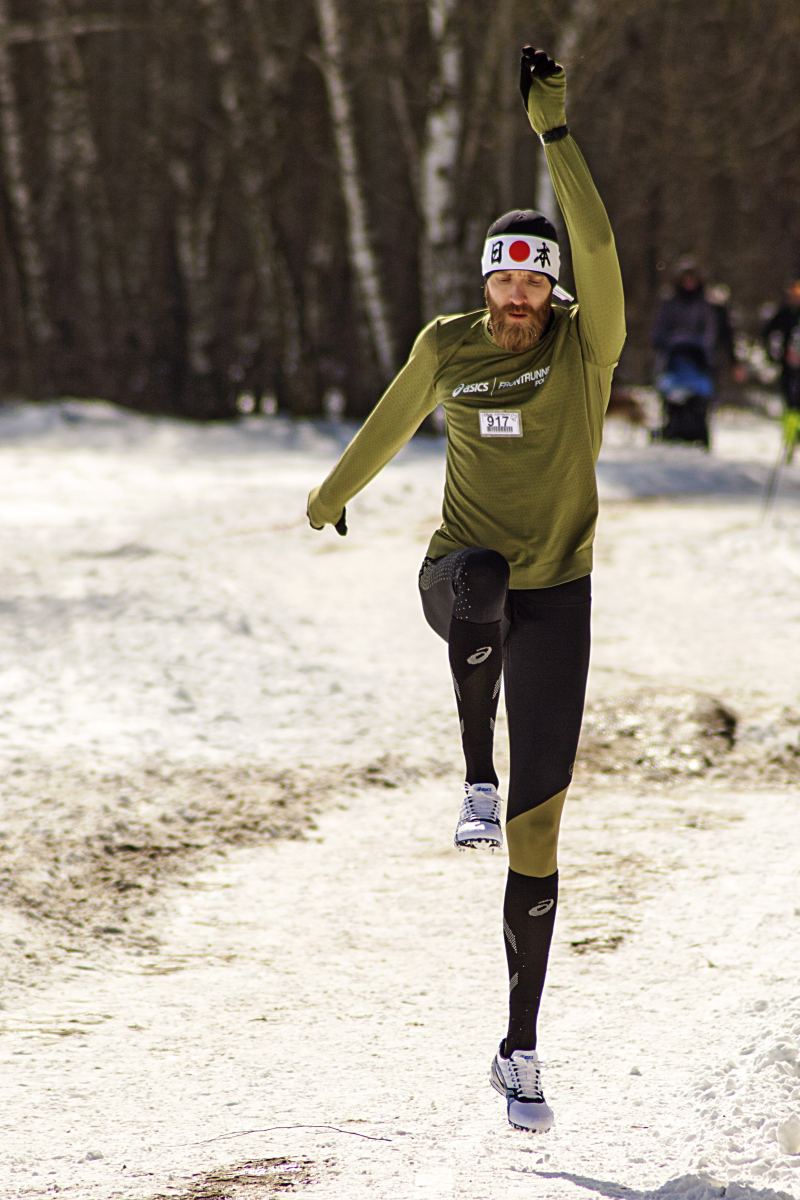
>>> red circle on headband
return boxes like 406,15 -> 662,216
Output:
509,240 -> 531,262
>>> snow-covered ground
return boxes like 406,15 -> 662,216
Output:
0,398 -> 798,1200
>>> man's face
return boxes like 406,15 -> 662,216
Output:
485,270 -> 552,352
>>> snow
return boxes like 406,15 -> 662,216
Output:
0,397 -> 798,1200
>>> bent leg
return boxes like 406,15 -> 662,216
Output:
419,549 -> 510,786
501,576 -> 591,1052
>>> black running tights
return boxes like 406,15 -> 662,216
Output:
419,547 -> 591,1053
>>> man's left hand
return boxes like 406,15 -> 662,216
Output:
519,46 -> 562,104
519,45 -> 567,136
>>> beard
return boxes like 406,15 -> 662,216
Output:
486,293 -> 550,353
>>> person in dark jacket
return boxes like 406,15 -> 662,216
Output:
653,259 -> 719,369
762,276 -> 800,412
651,258 -> 719,447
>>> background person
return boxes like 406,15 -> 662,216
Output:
762,275 -> 800,413
651,258 -> 719,447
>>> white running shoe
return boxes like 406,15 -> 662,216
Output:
453,783 -> 502,850
490,1044 -> 554,1133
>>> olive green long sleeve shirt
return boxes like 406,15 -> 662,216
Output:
308,106 -> 625,589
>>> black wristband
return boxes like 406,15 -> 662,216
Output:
540,124 -> 569,144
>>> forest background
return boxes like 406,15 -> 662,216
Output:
1,0 -> 799,420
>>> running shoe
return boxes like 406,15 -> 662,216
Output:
453,783 -> 502,850
490,1044 -> 554,1133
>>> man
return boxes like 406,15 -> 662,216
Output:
307,47 -> 625,1133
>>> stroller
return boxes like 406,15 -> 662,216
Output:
654,344 -> 714,448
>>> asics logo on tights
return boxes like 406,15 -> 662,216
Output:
528,900 -> 555,918
467,646 -> 493,665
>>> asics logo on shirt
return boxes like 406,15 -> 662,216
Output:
452,381 -> 490,397
451,367 -> 550,399
467,646 -> 493,665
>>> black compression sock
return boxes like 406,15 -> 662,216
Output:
503,868 -> 558,1054
447,616 -> 502,786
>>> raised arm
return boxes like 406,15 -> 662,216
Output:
521,48 -> 626,368
307,322 -> 440,531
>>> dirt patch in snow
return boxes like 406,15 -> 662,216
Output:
580,688 -> 799,786
148,1156 -> 325,1198
2,688 -> 797,993
0,752 -> 447,989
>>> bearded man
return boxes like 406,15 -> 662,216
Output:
307,47 -> 625,1133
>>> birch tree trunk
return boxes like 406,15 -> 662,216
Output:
313,0 -> 396,378
375,0 -> 518,317
418,0 -> 463,318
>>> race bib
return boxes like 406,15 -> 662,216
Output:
479,410 -> 522,437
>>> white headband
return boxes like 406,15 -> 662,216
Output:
481,234 -> 573,301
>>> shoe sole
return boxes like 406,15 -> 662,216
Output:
508,1118 -> 552,1134
454,837 -> 502,851
454,826 -> 503,851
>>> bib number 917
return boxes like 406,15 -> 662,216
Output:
479,410 -> 522,437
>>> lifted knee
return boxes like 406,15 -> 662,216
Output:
454,549 -> 510,623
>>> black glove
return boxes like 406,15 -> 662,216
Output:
519,46 -> 562,107
306,502 -> 347,535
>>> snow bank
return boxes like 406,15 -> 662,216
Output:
692,998 -> 800,1192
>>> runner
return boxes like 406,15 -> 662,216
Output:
307,46 -> 625,1133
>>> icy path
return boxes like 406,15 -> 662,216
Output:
0,400 -> 799,1200
3,778 -> 798,1199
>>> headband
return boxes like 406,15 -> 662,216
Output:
481,234 -> 572,301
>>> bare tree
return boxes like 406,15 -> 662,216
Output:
1,0 -> 799,414
0,0 -> 53,393
312,0 -> 397,377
